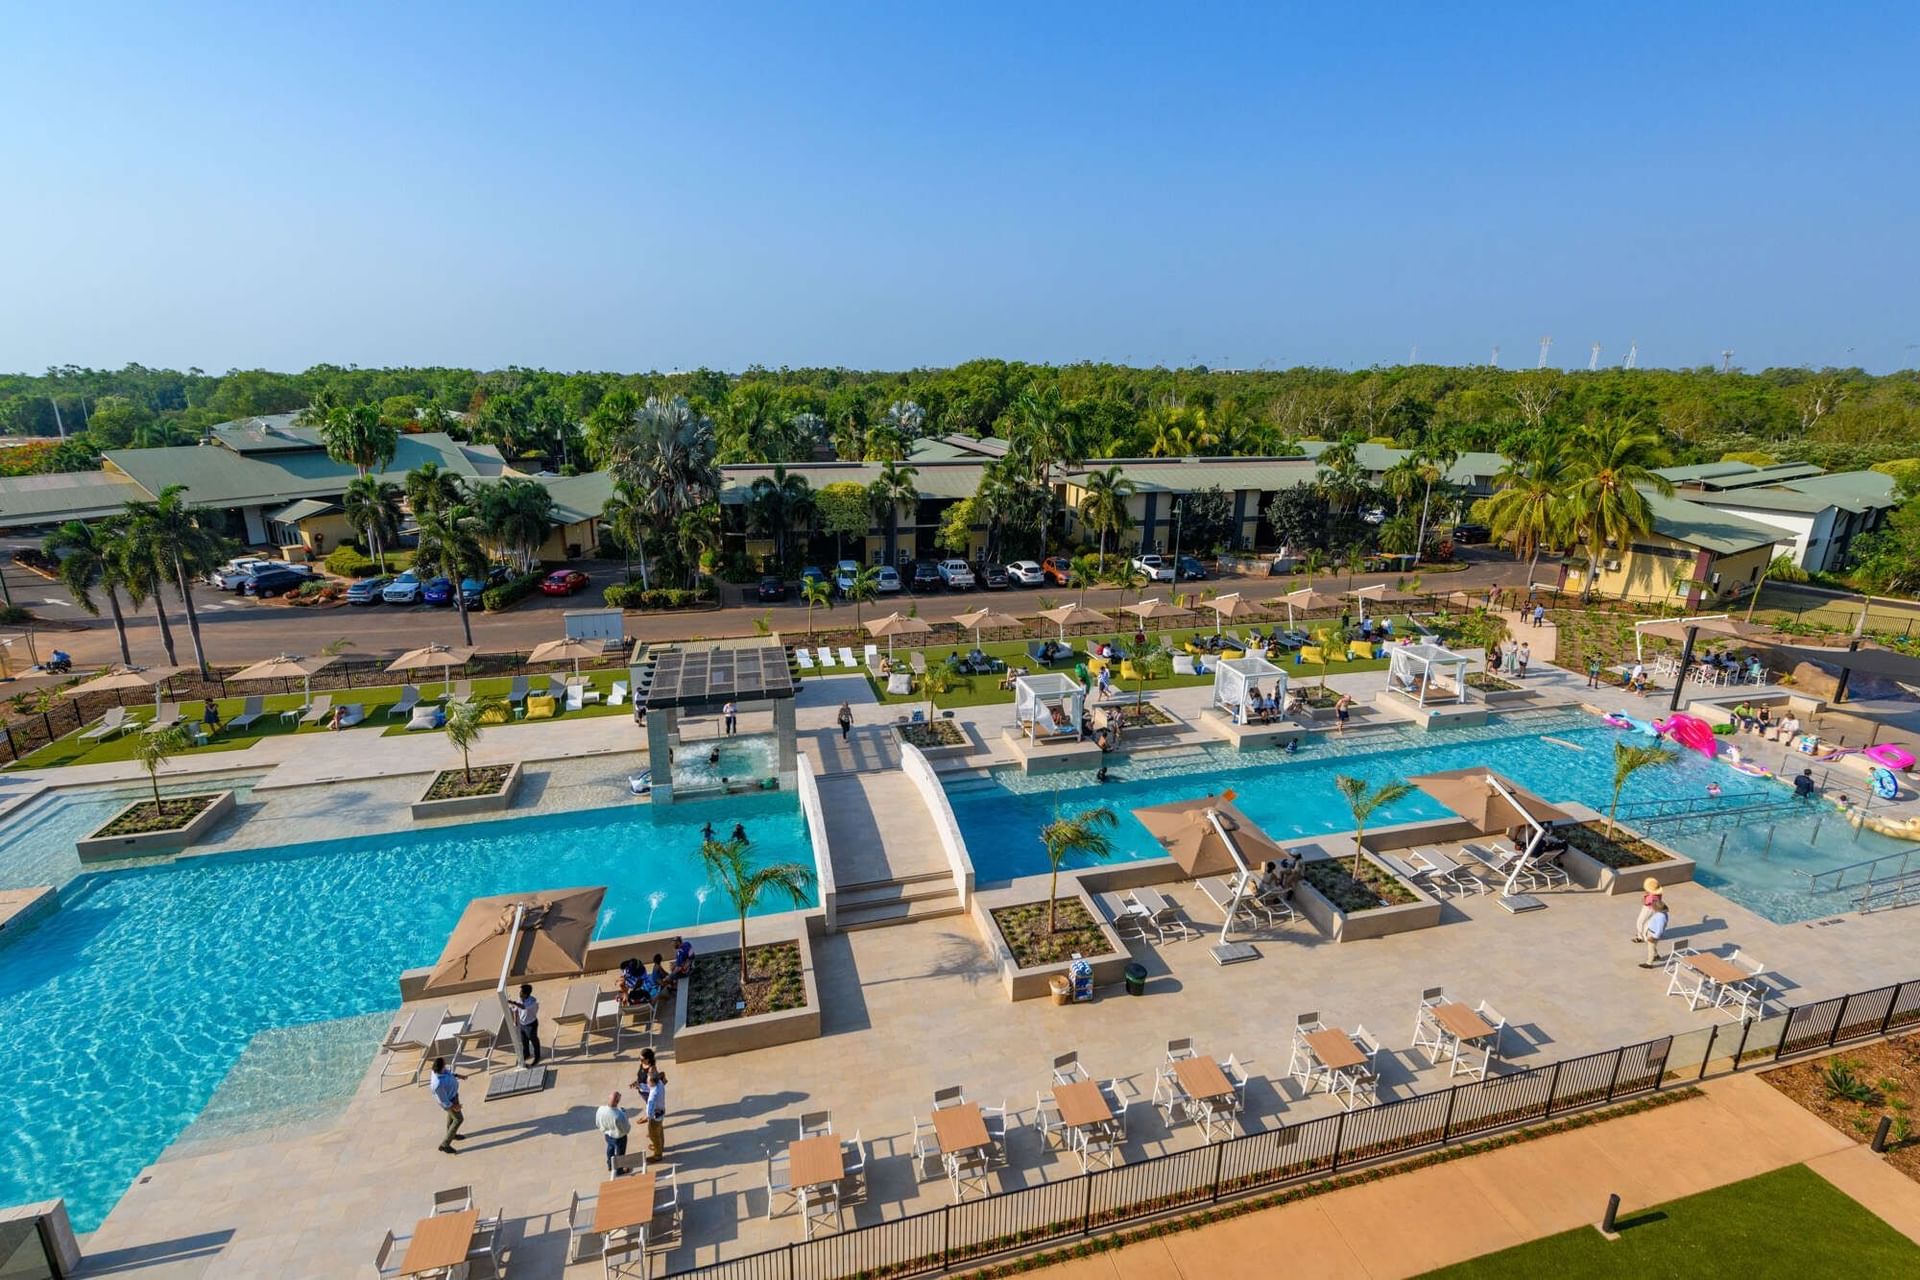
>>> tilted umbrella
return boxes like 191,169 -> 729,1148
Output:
1122,598 -> 1184,639
1272,588 -> 1344,628
61,664 -> 183,713
421,886 -> 608,1066
528,636 -> 604,681
386,642 -> 476,701
865,611 -> 932,659
953,608 -> 1024,649
1131,796 -> 1288,878
1202,593 -> 1258,635
229,652 -> 337,705
1037,603 -> 1114,642
1408,767 -> 1571,835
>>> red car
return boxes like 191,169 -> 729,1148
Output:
539,568 -> 590,597
1042,556 -> 1073,586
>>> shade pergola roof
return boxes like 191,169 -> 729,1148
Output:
421,886 -> 606,994
865,612 -> 933,638
229,653 -> 338,683
1409,767 -> 1571,834
1037,603 -> 1113,629
60,665 -> 182,697
953,608 -> 1024,633
1634,615 -> 1771,645
1122,598 -> 1185,622
1273,588 -> 1344,611
1132,797 -> 1287,878
1351,583 -> 1419,603
647,641 -> 796,709
527,636 -> 606,665
1213,653 -> 1287,724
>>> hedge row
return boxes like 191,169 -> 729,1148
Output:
482,571 -> 545,612
323,545 -> 378,577
602,584 -> 708,610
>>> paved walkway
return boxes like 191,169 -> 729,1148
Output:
1026,1071 -> 1920,1279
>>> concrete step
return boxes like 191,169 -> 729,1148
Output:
836,878 -> 959,911
838,870 -> 952,895
836,893 -> 966,931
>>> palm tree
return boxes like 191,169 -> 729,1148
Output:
343,476 -> 403,572
123,486 -> 230,679
414,501 -> 489,646
1076,466 -> 1136,568
800,577 -> 833,638
44,518 -> 135,664
443,696 -> 510,784
1133,646 -> 1172,710
1010,388 -> 1077,549
600,487 -> 646,584
134,724 -> 189,818
693,835 -> 817,993
1310,625 -> 1337,690
1038,805 -> 1117,934
747,466 -> 815,569
1566,417 -> 1675,601
476,478 -> 555,573
319,403 -> 398,477
587,395 -> 720,587
1069,554 -> 1101,605
845,564 -> 881,627
114,501 -> 176,666
1409,442 -> 1459,562
1473,445 -> 1570,585
1334,775 -> 1416,882
922,662 -> 959,720
405,461 -> 465,520
1606,741 -> 1678,838
868,460 -> 919,566
1313,438 -> 1369,512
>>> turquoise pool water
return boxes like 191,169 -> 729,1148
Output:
943,714 -> 1916,926
0,790 -> 811,1231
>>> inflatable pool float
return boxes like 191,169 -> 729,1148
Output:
1604,712 -> 1658,735
1655,713 -> 1719,759
1871,765 -> 1900,800
1724,747 -> 1772,778
1864,744 -> 1916,772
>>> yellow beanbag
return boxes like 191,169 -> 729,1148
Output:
1349,641 -> 1375,660
525,696 -> 557,720
1120,660 -> 1143,681
1300,645 -> 1324,665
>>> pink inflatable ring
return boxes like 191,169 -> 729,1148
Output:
1864,744 -> 1916,772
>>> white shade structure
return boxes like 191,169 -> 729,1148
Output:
61,664 -> 182,712
1121,598 -> 1184,632
1272,588 -> 1343,627
1211,653 -> 1287,725
229,653 -> 338,705
1202,592 -> 1258,633
387,643 -> 475,699
1013,672 -> 1084,743
953,608 -> 1024,648
865,611 -> 932,659
1387,642 -> 1471,706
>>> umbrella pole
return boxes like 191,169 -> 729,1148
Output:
497,904 -> 528,1069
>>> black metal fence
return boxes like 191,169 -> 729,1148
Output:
662,975 -> 1920,1280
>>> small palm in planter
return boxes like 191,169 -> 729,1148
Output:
1334,774 -> 1415,884
1606,741 -> 1677,838
133,724 -> 189,819
694,835 -> 817,996
1039,805 -> 1117,934
443,696 -> 510,784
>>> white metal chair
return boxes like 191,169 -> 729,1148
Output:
798,1109 -> 832,1138
1666,960 -> 1715,1010
1200,1057 -> 1248,1140
949,1147 -> 992,1200
1716,952 -> 1770,1021
466,1208 -> 503,1279
932,1086 -> 966,1109
911,1116 -> 946,1182
1052,1051 -> 1087,1083
1165,1037 -> 1196,1064
801,1181 -> 842,1238
567,1190 -> 602,1264
839,1132 -> 867,1203
1411,988 -> 1448,1060
604,1236 -> 649,1279
1333,1026 -> 1382,1110
1287,1014 -> 1329,1092
981,1101 -> 1009,1165
373,1230 -> 408,1279
765,1150 -> 797,1217
433,1185 -> 473,1215
1033,1093 -> 1068,1151
1126,887 -> 1196,942
1152,1070 -> 1191,1127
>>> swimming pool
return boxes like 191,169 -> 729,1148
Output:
942,713 -> 1917,926
0,788 -> 811,1230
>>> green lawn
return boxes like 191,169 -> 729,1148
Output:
8,670 -> 634,769
1418,1165 -> 1918,1279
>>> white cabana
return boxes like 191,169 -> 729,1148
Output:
1210,653 -> 1287,726
1387,642 -> 1471,706
1013,672 -> 1085,743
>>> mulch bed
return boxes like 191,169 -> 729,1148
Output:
1763,1035 -> 1920,1182
95,793 -> 220,837
1465,672 -> 1518,692
686,941 -> 806,1025
897,720 -> 966,747
422,765 -> 513,802
991,898 -> 1110,968
1303,857 -> 1418,911
1562,822 -> 1668,868
1103,702 -> 1175,727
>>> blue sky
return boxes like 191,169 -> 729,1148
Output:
3,2 -> 1916,373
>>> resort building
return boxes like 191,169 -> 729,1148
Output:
1654,460 -> 1900,573
1556,487 -> 1781,608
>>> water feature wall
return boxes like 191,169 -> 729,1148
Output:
795,755 -> 836,928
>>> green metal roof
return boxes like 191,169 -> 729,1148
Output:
1063,457 -> 1316,493
535,471 -> 617,525
210,414 -> 322,453
266,498 -> 340,524
1641,488 -> 1782,555
0,470 -> 150,527
719,460 -> 985,502
102,433 -> 499,510
1296,441 -> 1506,484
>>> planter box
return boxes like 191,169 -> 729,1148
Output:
1561,845 -> 1696,895
970,878 -> 1130,1000
410,761 -> 523,820
893,723 -> 975,759
1473,686 -> 1535,705
671,923 -> 821,1061
76,790 -> 236,862
1293,845 -> 1443,942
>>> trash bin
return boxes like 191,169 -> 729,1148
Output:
1049,975 -> 1072,1006
1124,962 -> 1148,996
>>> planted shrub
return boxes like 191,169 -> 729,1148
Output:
481,571 -> 544,612
323,545 -> 377,577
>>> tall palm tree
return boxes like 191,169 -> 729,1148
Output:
693,835 -> 817,993
44,518 -> 135,664
343,476 -> 403,572
868,460 -> 919,566
1409,442 -> 1459,561
1566,417 -> 1675,601
1606,741 -> 1677,837
1473,445 -> 1571,585
413,501 -> 489,646
404,461 -> 465,520
1334,775 -> 1416,882
1039,805 -> 1117,934
1076,465 -> 1136,568
800,577 -> 833,638
600,487 -> 647,584
845,564 -> 881,627
1313,438 -> 1370,512
476,478 -> 556,574
319,403 -> 398,477
293,388 -> 340,431
588,395 -> 720,587
747,466 -> 816,569
114,503 -> 176,665
123,486 -> 230,679
1010,388 -> 1076,549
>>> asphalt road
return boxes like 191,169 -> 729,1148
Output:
2,543 -> 1528,680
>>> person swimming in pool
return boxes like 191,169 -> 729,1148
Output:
731,822 -> 750,843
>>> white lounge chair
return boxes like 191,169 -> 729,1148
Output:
81,706 -> 130,741
608,681 -> 628,706
299,694 -> 335,726
565,683 -> 585,712
818,647 -> 837,668
224,696 -> 264,731
864,643 -> 881,670
406,704 -> 445,732
146,702 -> 183,734
1201,877 -> 1285,929
388,684 -> 422,719
795,648 -> 816,670
1123,887 -> 1195,943
839,646 -> 856,667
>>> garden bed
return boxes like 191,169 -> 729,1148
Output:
1101,702 -> 1176,728
1558,821 -> 1696,894
896,719 -> 966,749
685,941 -> 807,1025
1465,671 -> 1519,692
1301,857 -> 1418,911
410,762 -> 522,819
991,898 -> 1110,968
1562,822 -> 1666,868
1292,848 -> 1443,942
77,790 -> 236,861
1764,1036 -> 1920,1182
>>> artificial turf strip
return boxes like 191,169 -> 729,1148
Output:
1416,1164 -> 1919,1279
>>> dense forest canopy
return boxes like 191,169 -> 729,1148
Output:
4,360 -> 1918,478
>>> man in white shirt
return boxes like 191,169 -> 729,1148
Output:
644,1069 -> 668,1161
722,700 -> 737,735
507,983 -> 542,1067
430,1058 -> 463,1153
596,1091 -> 631,1174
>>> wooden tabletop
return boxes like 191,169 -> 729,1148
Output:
1429,1002 -> 1496,1042
1053,1080 -> 1112,1127
1683,953 -> 1751,985
593,1172 -> 658,1234
788,1135 -> 844,1187
1303,1028 -> 1366,1071
1173,1057 -> 1234,1100
933,1103 -> 990,1154
399,1210 -> 476,1276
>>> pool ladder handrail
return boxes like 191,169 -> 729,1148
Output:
1855,866 -> 1920,914
1809,847 -> 1915,894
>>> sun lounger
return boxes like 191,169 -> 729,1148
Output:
227,695 -> 266,731
146,703 -> 183,734
297,694 -> 335,727
544,675 -> 568,701
1458,842 -> 1523,882
910,651 -> 928,675
525,695 -> 557,721
387,684 -> 422,719
795,647 -> 815,670
886,672 -> 913,696
1124,887 -> 1195,943
378,1003 -> 449,1086
81,706 -> 130,741
864,644 -> 881,670
406,704 -> 445,731
839,646 -> 856,667
565,683 -> 585,712
1200,877 -> 1285,928
609,681 -> 628,706
816,646 -> 836,668
504,675 -> 530,707
443,679 -> 472,705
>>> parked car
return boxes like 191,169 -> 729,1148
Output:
540,568 -> 590,597
875,565 -> 903,594
210,557 -> 272,590
345,575 -> 393,605
1042,556 -> 1073,586
1451,522 -> 1491,545
241,566 -> 316,599
458,565 -> 512,608
756,575 -> 788,602
910,561 -> 942,591
1131,554 -> 1175,583
937,559 -> 976,590
800,565 -> 828,590
833,559 -> 862,596
976,562 -> 1010,590
382,570 -> 425,604
1176,555 -> 1207,581
422,576 -> 456,607
1006,559 -> 1045,587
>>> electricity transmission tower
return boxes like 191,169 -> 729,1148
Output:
1537,335 -> 1552,368
1489,344 -> 1501,367
1589,342 -> 1602,370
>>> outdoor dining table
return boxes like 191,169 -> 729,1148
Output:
1426,1002 -> 1498,1078
932,1103 -> 991,1156
787,1135 -> 844,1190
1052,1080 -> 1112,1130
593,1171 -> 658,1242
1681,953 -> 1750,986
1301,1028 -> 1366,1073
398,1209 -> 476,1278
1173,1057 -> 1233,1102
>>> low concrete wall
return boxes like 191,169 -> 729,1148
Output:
970,874 -> 1130,1001
0,886 -> 58,949
795,756 -> 836,929
899,742 -> 974,907
1558,818 -> 1698,895
1198,708 -> 1305,752
75,790 -> 236,861
672,916 -> 822,1061
894,724 -> 975,760
410,761 -> 523,820
0,1199 -> 81,1276
1291,838 -> 1443,942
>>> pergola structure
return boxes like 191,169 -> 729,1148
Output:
642,640 -> 798,800
1387,643 -> 1470,706
1013,672 -> 1084,744
1211,653 -> 1287,726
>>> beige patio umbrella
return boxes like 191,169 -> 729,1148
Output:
229,652 -> 338,705
1408,767 -> 1571,835
1122,597 -> 1184,639
953,607 -> 1024,649
386,642 -> 475,700
1132,796 -> 1289,878
527,635 -> 604,680
1272,587 -> 1344,627
1350,582 -> 1418,621
865,611 -> 932,659
1202,592 -> 1259,634
421,885 -> 607,1065
61,664 -> 183,712
1037,602 -> 1114,642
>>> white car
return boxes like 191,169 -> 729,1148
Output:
937,559 -> 976,589
1132,555 -> 1175,583
833,559 -> 862,597
1006,559 -> 1045,586
875,565 -> 903,593
209,557 -> 271,590
382,570 -> 425,604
